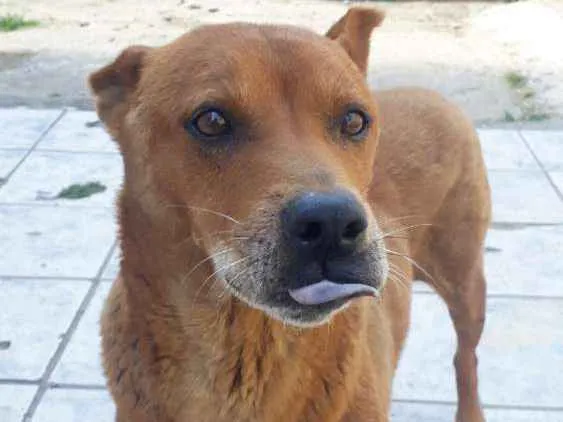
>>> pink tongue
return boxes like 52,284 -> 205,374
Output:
288,280 -> 378,306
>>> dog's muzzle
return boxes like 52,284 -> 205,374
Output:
280,190 -> 380,306
215,189 -> 387,326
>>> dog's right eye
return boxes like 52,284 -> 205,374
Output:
186,108 -> 232,139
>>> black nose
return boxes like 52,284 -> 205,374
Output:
281,191 -> 368,260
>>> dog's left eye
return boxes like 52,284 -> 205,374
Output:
186,108 -> 232,139
341,110 -> 370,139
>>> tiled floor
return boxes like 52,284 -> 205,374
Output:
0,108 -> 562,421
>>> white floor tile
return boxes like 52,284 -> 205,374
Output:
0,108 -> 62,149
488,170 -> 563,223
391,402 -> 563,422
548,171 -> 563,196
52,283 -> 111,385
0,150 -> 26,179
478,129 -> 539,170
0,151 -> 122,207
485,225 -> 563,296
0,385 -> 37,422
36,110 -> 117,153
393,294 -> 563,407
101,247 -> 120,280
0,278 -> 89,379
522,130 -> 563,171
34,388 -> 115,422
0,206 -> 116,278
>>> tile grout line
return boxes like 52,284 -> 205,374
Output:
0,202 -> 114,209
485,168 -> 546,173
0,275 -> 95,282
518,130 -> 563,202
490,222 -> 563,228
392,398 -> 563,412
0,379 -> 39,385
21,240 -> 118,422
0,148 -> 118,156
48,382 -> 106,390
412,289 -> 563,301
0,109 -> 67,190
28,148 -> 119,155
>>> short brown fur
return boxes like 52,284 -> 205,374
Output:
91,7 -> 490,422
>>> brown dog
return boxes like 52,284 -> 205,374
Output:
90,7 -> 490,422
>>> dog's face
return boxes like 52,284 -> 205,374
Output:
91,8 -> 388,326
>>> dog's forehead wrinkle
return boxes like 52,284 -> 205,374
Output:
260,32 -> 365,99
151,23 -> 366,109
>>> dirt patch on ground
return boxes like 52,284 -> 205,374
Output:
0,0 -> 562,128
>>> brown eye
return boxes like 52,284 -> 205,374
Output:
188,108 -> 231,138
341,110 -> 370,139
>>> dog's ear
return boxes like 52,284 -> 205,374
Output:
326,7 -> 384,74
88,46 -> 151,131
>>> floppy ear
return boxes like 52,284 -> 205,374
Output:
326,7 -> 384,74
88,46 -> 151,131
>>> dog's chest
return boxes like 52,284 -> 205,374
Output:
181,316 -> 380,422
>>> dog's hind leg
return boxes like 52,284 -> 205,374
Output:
448,262 -> 486,422
417,226 -> 487,422
412,188 -> 489,422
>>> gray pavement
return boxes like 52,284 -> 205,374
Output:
0,107 -> 562,421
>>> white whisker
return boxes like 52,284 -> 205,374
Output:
180,248 -> 234,284
194,256 -> 251,301
385,248 -> 436,284
378,223 -> 433,240
165,204 -> 240,225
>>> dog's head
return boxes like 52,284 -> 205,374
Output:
90,8 -> 388,327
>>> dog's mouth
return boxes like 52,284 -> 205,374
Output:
210,237 -> 387,326
288,279 -> 379,306
205,190 -> 388,326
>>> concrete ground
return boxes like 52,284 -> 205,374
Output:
0,107 -> 562,421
